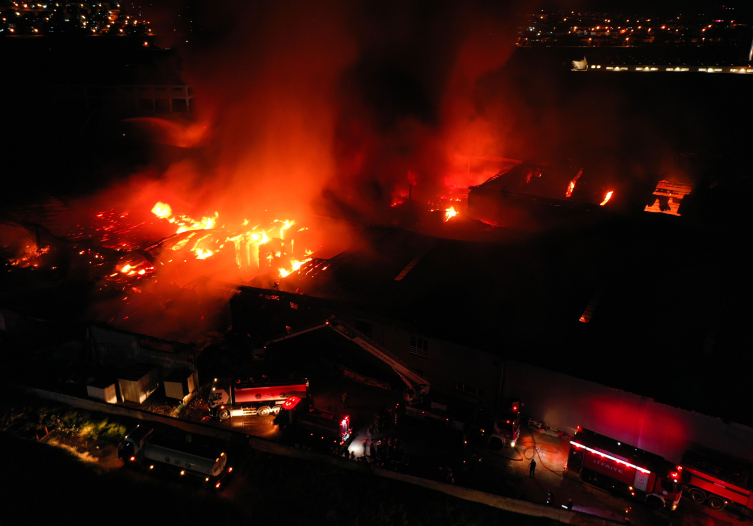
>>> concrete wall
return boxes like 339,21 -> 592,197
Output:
503,360 -> 753,464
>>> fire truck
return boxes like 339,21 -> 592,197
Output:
463,401 -> 522,449
279,395 -> 352,446
208,377 -> 309,420
680,449 -> 753,515
118,425 -> 233,489
261,316 -> 430,405
567,427 -> 682,511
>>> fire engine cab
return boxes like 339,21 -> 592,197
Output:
279,395 -> 352,447
567,427 -> 682,511
464,400 -> 521,449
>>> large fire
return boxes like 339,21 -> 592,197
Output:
600,191 -> 614,206
148,201 -> 312,280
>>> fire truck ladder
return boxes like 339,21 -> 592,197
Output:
263,316 -> 430,404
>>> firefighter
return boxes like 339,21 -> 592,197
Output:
529,458 -> 536,478
342,392 -> 349,408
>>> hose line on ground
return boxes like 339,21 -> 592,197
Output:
525,425 -> 568,474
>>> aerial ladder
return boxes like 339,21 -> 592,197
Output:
261,315 -> 430,404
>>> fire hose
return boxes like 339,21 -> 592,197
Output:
523,425 -> 567,474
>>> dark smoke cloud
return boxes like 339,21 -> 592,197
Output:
138,1 -> 554,223
323,2 -> 532,220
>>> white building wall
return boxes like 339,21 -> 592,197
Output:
503,360 -> 753,464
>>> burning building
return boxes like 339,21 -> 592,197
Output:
466,162 -> 622,230
3,0 -> 753,469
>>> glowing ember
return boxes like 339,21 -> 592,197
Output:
445,207 -> 458,222
600,191 -> 613,206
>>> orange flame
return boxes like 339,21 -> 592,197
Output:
445,207 -> 458,222
600,191 -> 614,206
565,169 -> 582,198
279,257 -> 312,278
151,202 -> 172,218
151,201 -> 311,279
150,202 -> 218,234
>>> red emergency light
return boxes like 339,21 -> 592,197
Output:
570,441 -> 651,474
282,396 -> 302,410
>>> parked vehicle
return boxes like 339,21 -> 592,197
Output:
278,395 -> 352,446
567,427 -> 682,511
680,448 -> 753,515
262,316 -> 430,404
464,400 -> 521,449
208,377 -> 309,420
118,425 -> 233,489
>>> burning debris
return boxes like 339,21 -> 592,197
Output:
644,180 -> 693,216
444,207 -> 458,222
146,201 -> 313,281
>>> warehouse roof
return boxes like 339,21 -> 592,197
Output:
256,211 -> 752,425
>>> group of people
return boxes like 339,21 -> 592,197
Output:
369,435 -> 407,469
331,423 -> 409,473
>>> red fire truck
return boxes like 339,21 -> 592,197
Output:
680,449 -> 753,515
279,395 -> 352,446
464,401 -> 522,449
208,377 -> 309,420
567,427 -> 682,511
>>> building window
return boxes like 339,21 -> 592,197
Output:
171,98 -> 187,112
410,336 -> 428,358
354,320 -> 372,339
138,98 -> 154,112
456,382 -> 484,398
155,98 -> 170,114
